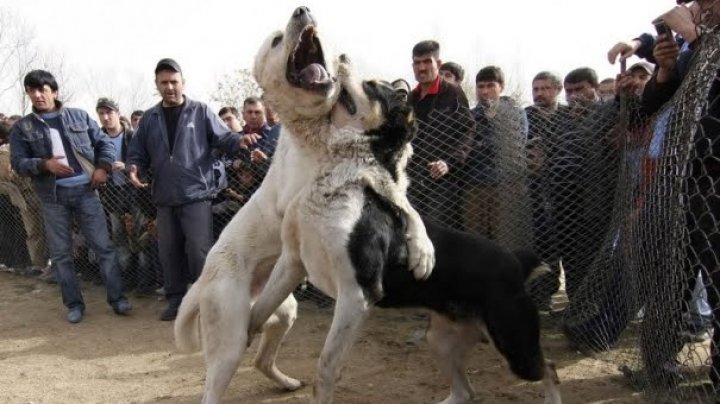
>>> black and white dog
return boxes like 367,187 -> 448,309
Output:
248,79 -> 562,404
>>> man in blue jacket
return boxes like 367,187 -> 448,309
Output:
127,58 -> 245,321
9,70 -> 131,323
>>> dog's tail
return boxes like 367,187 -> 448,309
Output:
174,282 -> 202,352
512,249 -> 551,286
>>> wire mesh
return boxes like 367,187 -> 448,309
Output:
2,28 -> 720,402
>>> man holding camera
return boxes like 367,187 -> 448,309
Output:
640,0 -> 720,388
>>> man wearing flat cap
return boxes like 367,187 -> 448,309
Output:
96,97 -> 144,291
127,58 -> 247,321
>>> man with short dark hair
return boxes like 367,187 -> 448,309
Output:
230,97 -> 280,196
564,67 -> 600,110
218,106 -> 241,132
462,65 -> 527,240
127,58 -> 245,321
212,106 -> 244,235
524,71 -> 569,309
9,69 -> 131,323
526,71 -> 567,139
598,78 -> 617,102
130,110 -> 143,131
241,97 -> 280,163
408,40 -> 474,226
548,66 -> 618,303
439,61 -> 465,85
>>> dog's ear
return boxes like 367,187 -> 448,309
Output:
362,80 -> 402,115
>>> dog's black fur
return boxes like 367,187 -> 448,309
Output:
347,80 -> 546,382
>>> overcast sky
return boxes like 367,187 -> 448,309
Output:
2,0 -> 671,114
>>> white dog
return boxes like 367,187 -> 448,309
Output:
173,7 -> 434,404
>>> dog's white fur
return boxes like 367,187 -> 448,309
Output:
173,8 -> 433,404
245,81 -> 416,402
246,81 -> 562,404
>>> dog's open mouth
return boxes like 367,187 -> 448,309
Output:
287,25 -> 332,91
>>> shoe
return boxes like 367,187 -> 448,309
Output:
112,299 -> 132,315
67,308 -> 84,324
39,267 -> 57,284
619,360 -> 684,390
160,306 -> 178,321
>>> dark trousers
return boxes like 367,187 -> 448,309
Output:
42,185 -> 125,310
156,200 -> 213,308
550,183 -> 586,301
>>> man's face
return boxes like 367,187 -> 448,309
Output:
532,79 -> 561,108
220,112 -> 242,132
597,81 -> 615,102
630,69 -> 652,95
564,81 -> 598,108
96,107 -> 121,131
412,53 -> 441,86
439,70 -> 459,85
155,71 -> 184,106
242,103 -> 265,128
26,85 -> 58,112
131,114 -> 142,130
475,81 -> 503,106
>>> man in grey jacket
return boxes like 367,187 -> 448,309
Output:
127,58 -> 245,321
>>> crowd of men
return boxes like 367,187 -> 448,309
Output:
0,59 -> 281,323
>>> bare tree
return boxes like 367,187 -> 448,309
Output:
0,7 -> 77,114
81,69 -> 156,115
502,67 -> 529,107
210,68 -> 260,109
460,79 -> 476,105
125,74 -> 157,112
0,8 -> 37,113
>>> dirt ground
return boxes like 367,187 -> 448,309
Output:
0,271 -> 645,404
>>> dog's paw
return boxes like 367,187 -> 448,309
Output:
281,377 -> 304,391
407,232 -> 435,280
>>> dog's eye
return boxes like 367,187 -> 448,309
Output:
271,34 -> 283,48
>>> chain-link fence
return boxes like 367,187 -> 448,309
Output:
2,28 -> 720,402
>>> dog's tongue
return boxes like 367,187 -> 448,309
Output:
299,63 -> 329,85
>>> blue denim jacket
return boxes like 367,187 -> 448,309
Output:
127,97 -> 242,207
9,102 -> 114,203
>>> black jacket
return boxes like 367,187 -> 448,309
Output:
408,78 -> 474,180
